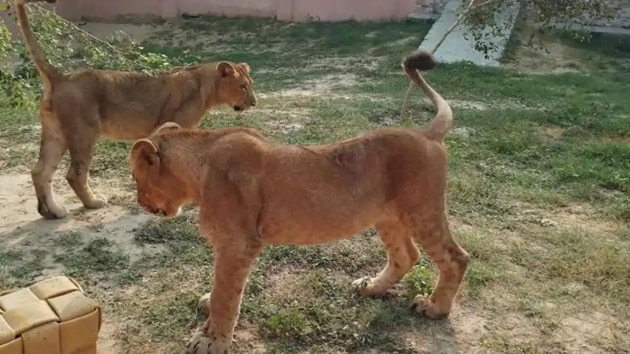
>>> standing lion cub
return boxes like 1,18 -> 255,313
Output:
129,50 -> 469,354
14,0 -> 258,219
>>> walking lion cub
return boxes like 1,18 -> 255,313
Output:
14,0 -> 257,219
129,50 -> 469,354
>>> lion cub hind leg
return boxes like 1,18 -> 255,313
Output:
409,214 -> 469,319
352,220 -> 420,297
31,120 -> 68,219
64,119 -> 106,211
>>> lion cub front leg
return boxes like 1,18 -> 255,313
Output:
65,130 -> 107,210
187,242 -> 262,354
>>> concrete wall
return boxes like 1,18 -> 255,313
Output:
53,0 -> 417,22
415,0 -> 449,15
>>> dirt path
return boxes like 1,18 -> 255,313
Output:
0,172 -> 152,353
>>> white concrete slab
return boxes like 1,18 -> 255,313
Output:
418,0 -> 521,66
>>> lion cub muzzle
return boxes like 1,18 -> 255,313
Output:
234,95 -> 257,112
141,203 -> 164,216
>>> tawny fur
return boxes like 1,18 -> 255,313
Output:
128,50 -> 469,354
14,0 -> 258,220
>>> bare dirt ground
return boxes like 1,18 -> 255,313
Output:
0,173 -> 151,353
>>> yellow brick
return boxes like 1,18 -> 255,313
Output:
73,344 -> 96,354
46,291 -> 98,322
0,337 -> 22,354
29,277 -> 80,301
21,322 -> 60,354
0,316 -> 16,346
2,301 -> 59,336
58,310 -> 100,354
0,290 -> 39,312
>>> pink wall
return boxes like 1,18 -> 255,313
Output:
54,0 -> 417,22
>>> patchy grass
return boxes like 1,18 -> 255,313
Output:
1,15 -> 629,354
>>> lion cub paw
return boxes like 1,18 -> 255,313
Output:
38,201 -> 68,219
351,276 -> 392,298
197,292 -> 211,317
411,295 -> 450,320
186,330 -> 231,354
351,276 -> 372,294
83,196 -> 107,210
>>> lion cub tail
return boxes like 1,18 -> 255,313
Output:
14,0 -> 61,87
402,51 -> 453,141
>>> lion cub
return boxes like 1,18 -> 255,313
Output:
129,50 -> 469,354
15,0 -> 258,219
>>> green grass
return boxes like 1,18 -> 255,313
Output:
1,15 -> 629,354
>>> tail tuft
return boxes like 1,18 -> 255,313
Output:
403,51 -> 437,72
401,50 -> 452,141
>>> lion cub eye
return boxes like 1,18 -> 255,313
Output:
240,85 -> 247,92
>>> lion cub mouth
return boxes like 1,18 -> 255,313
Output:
143,205 -> 165,216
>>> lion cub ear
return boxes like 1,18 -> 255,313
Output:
131,139 -> 160,168
152,121 -> 181,135
216,61 -> 237,77
238,63 -> 250,73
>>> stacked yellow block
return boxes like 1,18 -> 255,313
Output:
0,276 -> 101,354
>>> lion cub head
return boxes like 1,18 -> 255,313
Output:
129,122 -> 186,218
215,61 -> 257,112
